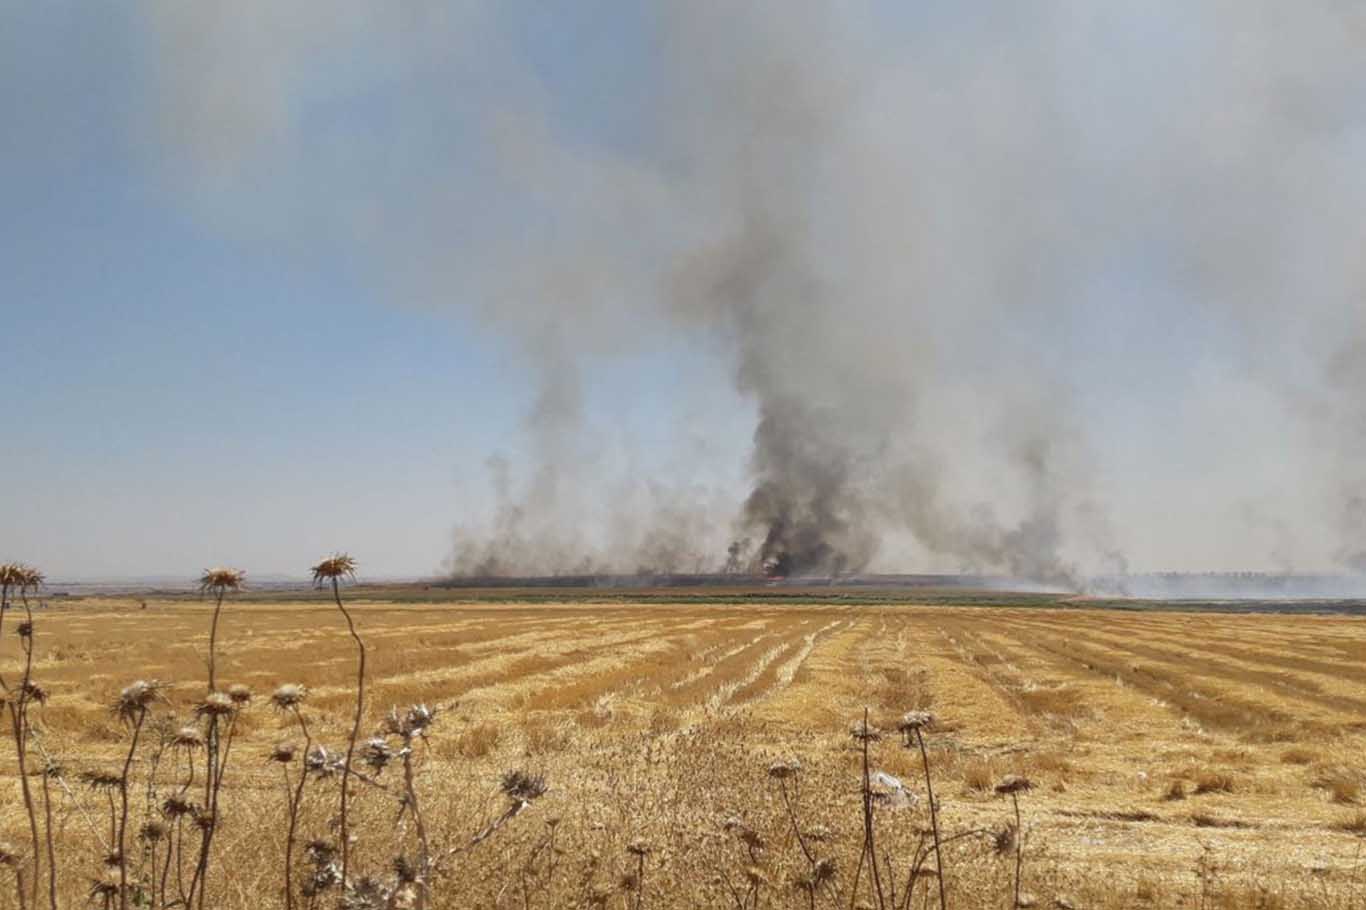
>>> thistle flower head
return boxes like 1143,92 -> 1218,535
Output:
767,759 -> 801,780
897,711 -> 934,733
305,745 -> 339,777
194,691 -> 236,719
626,839 -> 651,857
198,567 -> 245,596
20,680 -> 48,705
994,775 -> 1034,796
500,769 -> 548,803
227,683 -> 253,706
0,843 -> 18,867
88,876 -> 121,900
269,741 -> 299,764
171,726 -> 205,750
0,564 -> 43,593
310,553 -> 357,587
270,683 -> 307,711
305,839 -> 338,865
404,703 -> 435,735
383,703 -> 437,738
193,808 -> 217,832
161,795 -> 196,819
112,680 -> 164,724
138,820 -> 168,843
81,770 -> 124,792
849,720 -> 882,743
361,737 -> 396,772
340,877 -> 392,910
18,566 -> 43,591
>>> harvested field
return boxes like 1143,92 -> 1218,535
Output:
4,592 -> 1366,908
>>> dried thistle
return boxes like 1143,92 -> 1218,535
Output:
850,719 -> 882,742
305,745 -> 339,778
0,843 -> 18,867
340,877 -> 392,910
138,820 -> 168,843
995,775 -> 1034,796
227,683 -> 253,706
198,567 -> 245,596
2,564 -> 44,592
171,726 -> 206,750
112,679 -> 164,724
500,770 -> 548,803
161,795 -> 196,819
897,711 -> 935,746
271,683 -> 308,710
194,691 -> 236,719
87,876 -> 120,900
384,703 -> 436,738
767,758 -> 801,780
81,770 -> 124,793
626,839 -> 651,857
361,737 -> 395,772
19,679 -> 48,704
269,741 -> 299,764
310,554 -> 358,586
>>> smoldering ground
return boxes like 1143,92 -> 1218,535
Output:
133,2 -> 1366,583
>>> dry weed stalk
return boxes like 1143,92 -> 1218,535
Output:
112,680 -> 165,910
188,566 -> 245,910
0,564 -> 47,910
311,552 -> 364,888
994,776 -> 1032,909
851,710 -> 887,907
898,710 -> 946,910
272,683 -> 312,910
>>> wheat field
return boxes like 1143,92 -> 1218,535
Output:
4,590 -> 1366,908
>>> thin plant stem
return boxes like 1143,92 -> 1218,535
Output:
117,707 -> 148,910
10,588 -> 42,910
284,706 -> 313,910
1011,793 -> 1023,910
914,727 -> 947,910
331,575 -> 366,888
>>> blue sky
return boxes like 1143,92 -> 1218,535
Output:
1,1 -> 762,579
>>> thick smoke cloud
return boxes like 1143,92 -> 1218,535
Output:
137,2 -> 1366,582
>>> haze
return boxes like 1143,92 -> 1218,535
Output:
4,2 -> 1365,583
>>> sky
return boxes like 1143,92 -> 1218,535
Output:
4,3 -> 1366,583
0,2 -> 749,580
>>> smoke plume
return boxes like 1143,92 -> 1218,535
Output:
135,2 -> 1366,583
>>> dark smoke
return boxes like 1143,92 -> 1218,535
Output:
135,2 -> 1366,585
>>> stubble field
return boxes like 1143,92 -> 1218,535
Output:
4,589 -> 1366,908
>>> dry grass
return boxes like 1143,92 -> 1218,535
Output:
2,596 -> 1366,908
1193,770 -> 1237,795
